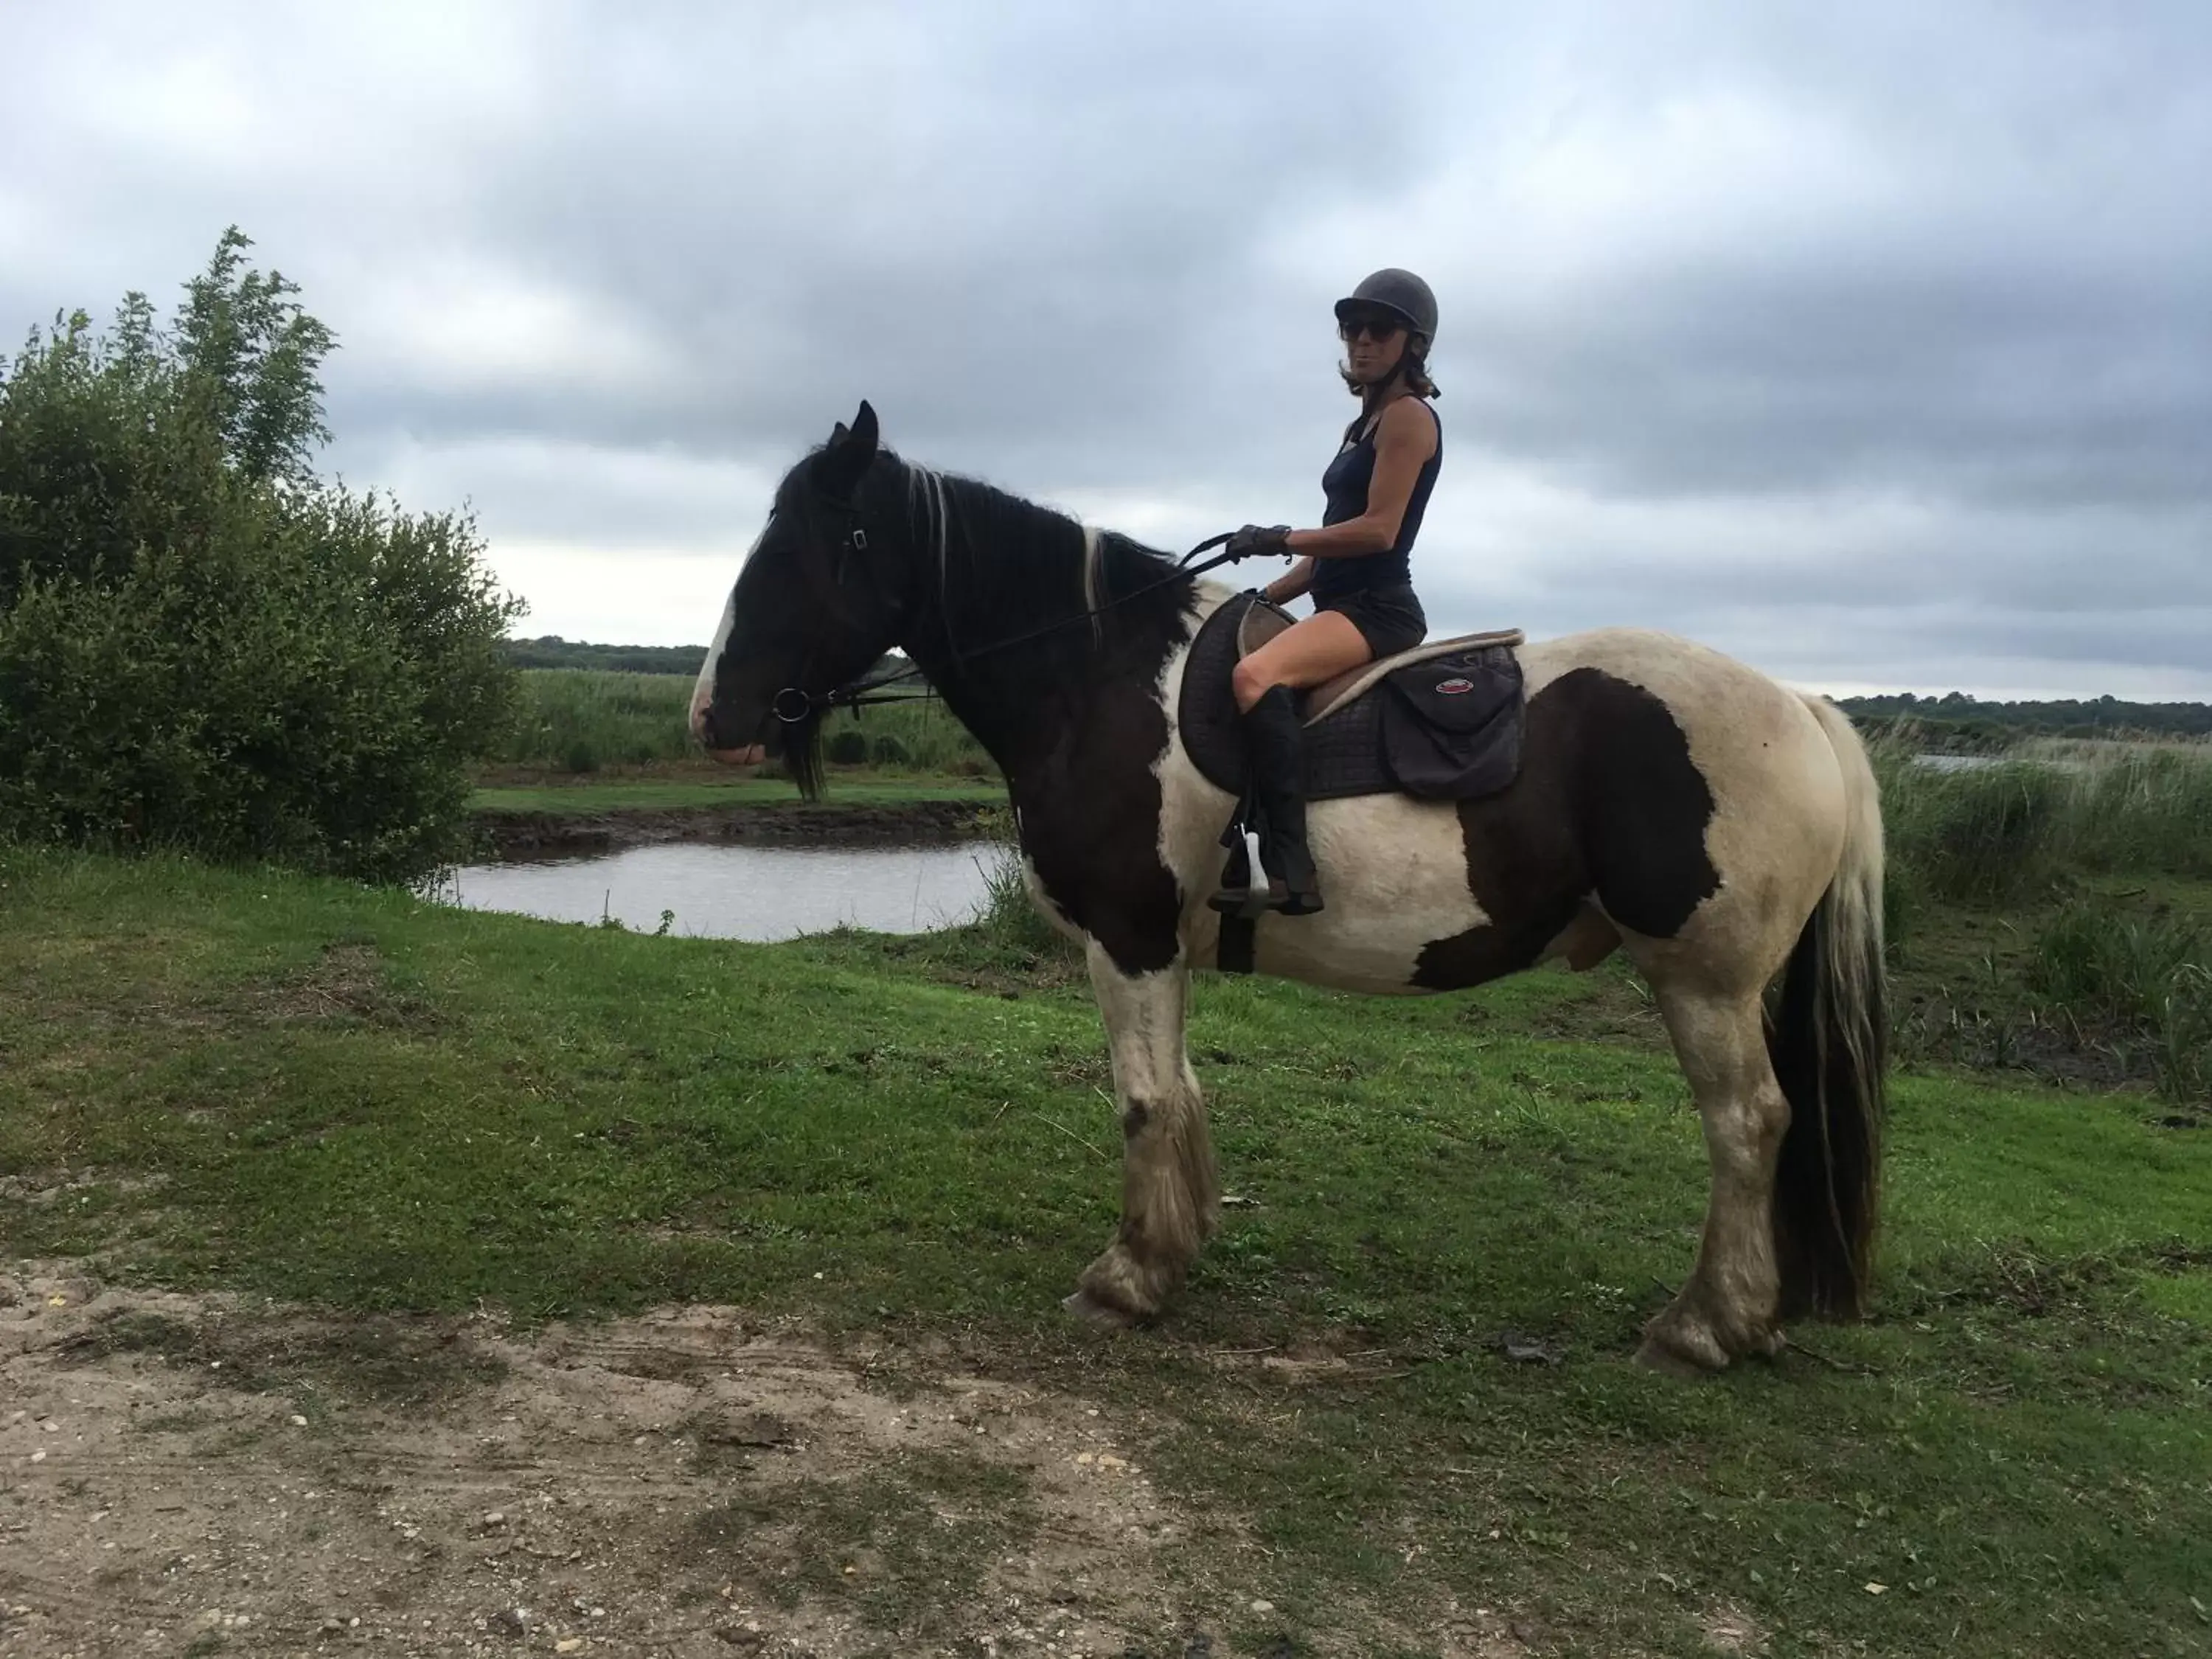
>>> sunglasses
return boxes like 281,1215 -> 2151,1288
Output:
1339,313 -> 1405,343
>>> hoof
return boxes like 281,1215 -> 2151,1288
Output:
1638,1294 -> 1784,1377
1638,1304 -> 1735,1377
1062,1289 -> 1140,1329
1072,1239 -> 1180,1326
1635,1335 -> 1722,1379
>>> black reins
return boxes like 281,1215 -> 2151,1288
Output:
773,529 -> 1246,722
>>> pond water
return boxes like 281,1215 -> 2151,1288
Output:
436,841 -> 1003,941
1913,753 -> 2004,773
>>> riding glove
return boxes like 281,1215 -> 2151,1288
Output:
1226,524 -> 1293,562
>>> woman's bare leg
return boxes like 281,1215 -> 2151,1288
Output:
1231,611 -> 1371,712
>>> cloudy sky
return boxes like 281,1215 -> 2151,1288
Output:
6,1 -> 2209,698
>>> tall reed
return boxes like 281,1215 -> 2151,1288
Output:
497,671 -> 994,776
500,670 -> 694,771
1869,731 -> 2212,902
2026,901 -> 2211,1102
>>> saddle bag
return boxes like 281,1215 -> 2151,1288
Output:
1178,592 -> 1526,804
1378,650 -> 1524,799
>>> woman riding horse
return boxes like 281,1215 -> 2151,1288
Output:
691,397 -> 1887,1377
1217,268 -> 1444,917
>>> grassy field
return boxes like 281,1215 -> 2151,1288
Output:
470,768 -> 1004,815
2,843 -> 2206,1655
500,668 -> 991,776
1870,740 -> 2212,1105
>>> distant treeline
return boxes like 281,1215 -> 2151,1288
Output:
507,639 -> 2211,743
1839,692 -> 2212,745
506,635 -> 922,681
504,636 -> 706,675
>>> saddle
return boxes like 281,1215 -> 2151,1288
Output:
1179,593 -> 1526,804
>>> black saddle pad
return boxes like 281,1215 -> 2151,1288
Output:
1179,594 -> 1524,803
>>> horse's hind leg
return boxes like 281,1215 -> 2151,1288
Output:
1639,983 -> 1790,1374
1065,943 -> 1221,1326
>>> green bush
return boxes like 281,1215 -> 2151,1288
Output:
825,728 -> 869,765
0,231 -> 519,882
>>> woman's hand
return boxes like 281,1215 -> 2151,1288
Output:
1226,523 -> 1293,562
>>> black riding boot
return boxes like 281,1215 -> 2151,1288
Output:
1209,685 -> 1324,917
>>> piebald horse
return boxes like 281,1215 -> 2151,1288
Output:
692,403 -> 1885,1374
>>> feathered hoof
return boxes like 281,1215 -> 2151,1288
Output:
1637,1298 -> 1782,1377
1068,1239 -> 1179,1329
1637,1308 -> 1737,1377
1634,1334 -> 1724,1379
1061,1288 -> 1141,1329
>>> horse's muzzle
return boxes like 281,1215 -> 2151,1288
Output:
694,700 -> 768,766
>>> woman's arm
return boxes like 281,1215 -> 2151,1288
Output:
1285,398 -> 1437,559
1262,557 -> 1316,604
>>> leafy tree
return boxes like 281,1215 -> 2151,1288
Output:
174,226 -> 335,487
0,230 -> 523,881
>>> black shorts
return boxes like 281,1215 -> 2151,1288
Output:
1317,582 -> 1427,660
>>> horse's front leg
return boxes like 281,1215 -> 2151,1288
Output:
1065,941 -> 1221,1325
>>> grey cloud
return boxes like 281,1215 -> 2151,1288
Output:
5,0 -> 2211,690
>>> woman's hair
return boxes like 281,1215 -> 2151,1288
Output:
1339,330 -> 1439,399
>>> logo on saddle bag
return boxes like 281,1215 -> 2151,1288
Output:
1434,677 -> 1477,695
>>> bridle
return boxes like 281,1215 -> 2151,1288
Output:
766,504 -> 1248,724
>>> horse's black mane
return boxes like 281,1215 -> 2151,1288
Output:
876,452 -> 1193,666
764,439 -> 1203,773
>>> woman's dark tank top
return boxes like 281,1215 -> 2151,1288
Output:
1314,398 -> 1441,602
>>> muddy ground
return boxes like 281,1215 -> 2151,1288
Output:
0,1265 -> 1530,1659
473,802 -> 997,861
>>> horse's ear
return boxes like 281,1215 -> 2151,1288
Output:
818,401 -> 880,495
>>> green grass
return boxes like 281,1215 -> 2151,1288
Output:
468,770 -> 1005,814
1874,736 -> 2212,901
2026,901 -> 2212,1102
501,668 -> 698,771
501,667 -> 993,777
1885,871 -> 2212,1105
1871,736 -> 2212,1102
2,844 -> 2207,1654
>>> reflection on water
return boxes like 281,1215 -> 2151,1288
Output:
435,841 -> 1001,941
1913,754 -> 2003,773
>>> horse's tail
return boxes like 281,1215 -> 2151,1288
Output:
1770,695 -> 1888,1319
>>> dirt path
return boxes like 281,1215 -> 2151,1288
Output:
0,1266 -> 1522,1659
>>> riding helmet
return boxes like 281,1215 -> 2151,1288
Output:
1335,268 -> 1438,343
